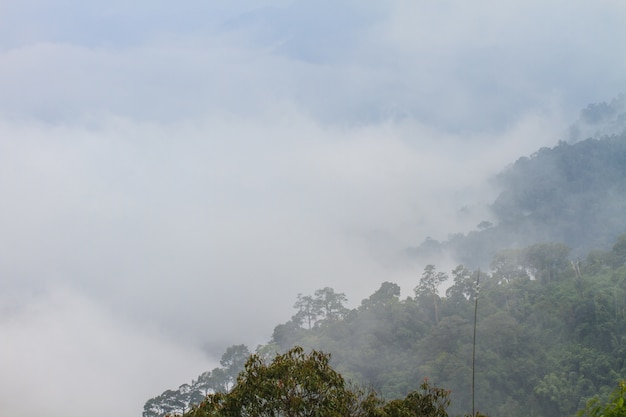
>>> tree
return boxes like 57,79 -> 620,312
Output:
293,293 -> 321,329
290,288 -> 349,329
577,380 -> 626,417
314,287 -> 349,322
188,346 -> 362,417
142,389 -> 185,417
271,318 -> 304,350
195,368 -> 230,396
361,282 -> 401,310
446,265 -> 478,302
415,265 -> 448,323
381,380 -> 451,417
186,347 -> 462,417
610,233 -> 626,267
490,249 -> 528,284
524,243 -> 572,283
220,344 -> 251,389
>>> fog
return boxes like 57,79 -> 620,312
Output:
1,1 -> 625,416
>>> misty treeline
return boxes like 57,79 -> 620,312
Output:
412,96 -> 626,268
145,235 -> 626,417
144,97 -> 626,417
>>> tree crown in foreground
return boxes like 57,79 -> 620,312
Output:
184,346 -> 485,417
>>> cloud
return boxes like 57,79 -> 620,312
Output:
0,287 -> 212,417
1,0 -> 624,128
0,106 -> 563,348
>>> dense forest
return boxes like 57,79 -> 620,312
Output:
269,238 -> 626,416
145,238 -> 626,417
411,95 -> 626,268
144,97 -> 626,417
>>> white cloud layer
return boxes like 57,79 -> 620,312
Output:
1,1 -> 625,416
0,287 -> 212,417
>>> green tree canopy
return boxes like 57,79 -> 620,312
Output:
577,381 -> 626,417
186,347 -> 463,417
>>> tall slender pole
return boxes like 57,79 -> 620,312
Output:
472,269 -> 480,417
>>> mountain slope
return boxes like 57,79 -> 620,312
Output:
412,95 -> 626,268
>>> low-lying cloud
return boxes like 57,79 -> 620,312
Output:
0,287 -> 212,417
0,108 -> 565,347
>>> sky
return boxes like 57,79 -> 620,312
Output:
1,1 -> 625,416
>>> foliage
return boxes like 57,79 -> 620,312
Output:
184,347 -> 459,417
291,287 -> 349,329
260,236 -> 626,417
146,234 -> 626,417
577,381 -> 626,417
143,345 -> 254,417
411,112 -> 626,268
190,346 -> 355,417
415,265 -> 448,324
380,379 -> 451,417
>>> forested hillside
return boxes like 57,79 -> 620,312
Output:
269,239 -> 626,416
412,95 -> 626,267
145,236 -> 626,417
